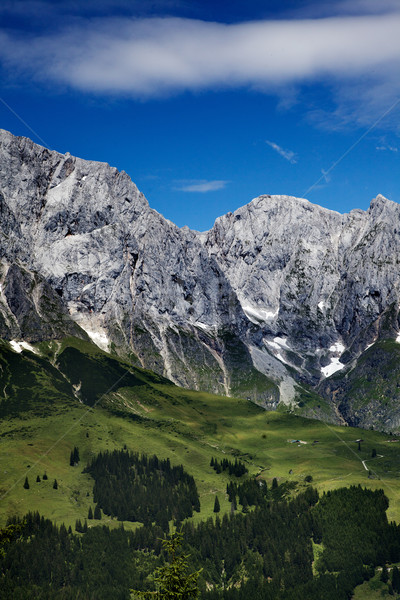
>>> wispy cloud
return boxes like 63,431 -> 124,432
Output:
174,180 -> 229,193
321,168 -> 331,183
376,145 -> 398,152
0,11 -> 399,123
266,141 -> 297,164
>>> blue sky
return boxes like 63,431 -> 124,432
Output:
0,0 -> 399,230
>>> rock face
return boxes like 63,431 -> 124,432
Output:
1,128 -> 400,428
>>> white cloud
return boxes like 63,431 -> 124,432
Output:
376,145 -> 398,152
266,141 -> 297,164
174,180 -> 229,193
0,12 -> 400,123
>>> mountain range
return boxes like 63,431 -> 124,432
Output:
1,128 -> 400,431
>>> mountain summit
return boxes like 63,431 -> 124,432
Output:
1,128 -> 400,429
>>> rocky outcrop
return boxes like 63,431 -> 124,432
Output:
1,128 -> 400,427
0,129 -> 276,403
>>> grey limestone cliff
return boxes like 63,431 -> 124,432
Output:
1,128 -> 400,428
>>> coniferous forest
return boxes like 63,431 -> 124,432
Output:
83,450 -> 200,528
2,481 -> 400,599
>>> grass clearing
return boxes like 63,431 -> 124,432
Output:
2,337 -> 400,529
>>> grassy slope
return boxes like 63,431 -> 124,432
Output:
1,336 -> 400,531
352,566 -> 400,599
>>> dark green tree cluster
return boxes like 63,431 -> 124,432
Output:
226,477 -> 295,510
87,506 -> 101,521
69,446 -> 80,466
131,531 -> 201,599
84,450 -> 200,528
313,485 -> 399,572
2,485 -> 400,600
0,512 -> 159,600
180,486 -> 319,596
210,457 -> 247,477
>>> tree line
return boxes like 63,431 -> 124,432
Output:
210,457 -> 247,477
2,482 -> 400,599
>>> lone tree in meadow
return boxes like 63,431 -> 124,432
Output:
23,477 -> 29,489
213,495 -> 220,513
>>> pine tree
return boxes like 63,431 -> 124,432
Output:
36,475 -> 41,483
381,564 -> 389,583
53,479 -> 58,489
131,531 -> 201,599
392,566 -> 400,592
43,472 -> 48,480
94,504 -> 101,520
70,447 -> 80,466
23,476 -> 29,489
88,506 -> 93,519
372,448 -> 377,458
213,495 -> 220,513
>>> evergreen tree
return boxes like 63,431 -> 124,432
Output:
213,495 -> 220,513
36,475 -> 41,483
372,448 -> 377,458
131,531 -> 201,599
53,479 -> 58,489
23,476 -> 29,490
392,566 -> 400,592
75,519 -> 82,532
88,506 -> 93,520
70,446 -> 80,466
272,477 -> 278,489
94,504 -> 101,520
42,472 -> 48,480
380,564 -> 389,583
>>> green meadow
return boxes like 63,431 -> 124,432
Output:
1,336 -> 400,531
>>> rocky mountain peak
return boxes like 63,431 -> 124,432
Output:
1,128 -> 400,427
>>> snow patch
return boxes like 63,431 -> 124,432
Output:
9,340 -> 37,354
321,357 -> 345,378
276,353 -> 289,365
274,336 -> 290,349
396,333 -> 400,344
329,341 -> 346,354
266,337 -> 290,352
321,339 -> 346,378
318,301 -> 325,310
266,340 -> 280,351
195,321 -> 210,331
242,305 -> 278,324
